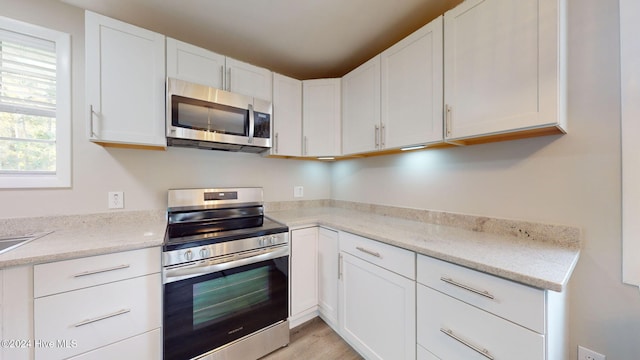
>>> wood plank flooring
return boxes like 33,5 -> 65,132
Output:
261,318 -> 363,360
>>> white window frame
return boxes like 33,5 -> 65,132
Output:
621,0 -> 640,287
0,16 -> 71,188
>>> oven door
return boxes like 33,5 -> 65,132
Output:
163,249 -> 288,360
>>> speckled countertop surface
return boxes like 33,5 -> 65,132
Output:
266,206 -> 580,292
0,204 -> 580,292
0,210 -> 166,268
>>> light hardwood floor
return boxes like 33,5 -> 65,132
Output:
261,318 -> 362,360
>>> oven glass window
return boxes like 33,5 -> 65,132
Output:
193,266 -> 269,328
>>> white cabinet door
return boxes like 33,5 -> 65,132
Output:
226,57 -> 273,101
302,78 -> 342,157
317,228 -> 339,329
339,252 -> 415,360
272,73 -> 302,156
166,37 -> 225,89
85,11 -> 166,148
443,0 -> 566,142
290,228 -> 318,317
381,16 -> 444,149
342,55 -> 381,155
1,266 -> 33,360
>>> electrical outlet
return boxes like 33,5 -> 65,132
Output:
578,346 -> 605,360
108,191 -> 124,209
294,186 -> 304,198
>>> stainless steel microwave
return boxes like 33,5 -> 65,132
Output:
166,78 -> 272,153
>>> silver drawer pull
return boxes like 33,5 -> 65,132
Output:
356,246 -> 381,258
73,308 -> 131,328
440,328 -> 494,360
440,277 -> 495,299
73,264 -> 130,278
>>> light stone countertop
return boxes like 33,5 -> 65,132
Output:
0,204 -> 580,292
266,206 -> 580,292
0,210 -> 166,269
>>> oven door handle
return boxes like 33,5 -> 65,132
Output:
163,245 -> 288,284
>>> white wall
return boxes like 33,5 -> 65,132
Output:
0,0 -> 331,219
332,0 -> 640,358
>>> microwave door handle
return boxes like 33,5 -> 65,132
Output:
248,103 -> 255,143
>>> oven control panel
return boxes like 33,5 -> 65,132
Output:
163,232 -> 289,267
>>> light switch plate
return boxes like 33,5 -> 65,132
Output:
294,186 -> 304,198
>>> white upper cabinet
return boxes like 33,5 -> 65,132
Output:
226,57 -> 273,102
443,0 -> 566,143
166,38 -> 225,89
302,78 -> 342,157
342,55 -> 381,155
381,16 -> 444,149
166,38 -> 272,102
271,73 -> 302,156
85,11 -> 166,148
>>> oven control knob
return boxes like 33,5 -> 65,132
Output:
200,247 -> 209,258
184,250 -> 193,261
269,235 -> 276,245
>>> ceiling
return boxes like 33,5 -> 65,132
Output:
60,0 -> 463,80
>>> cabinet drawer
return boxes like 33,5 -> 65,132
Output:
417,284 -> 544,360
417,254 -> 545,333
340,231 -> 415,279
34,247 -> 161,297
67,328 -> 161,360
34,273 -> 161,360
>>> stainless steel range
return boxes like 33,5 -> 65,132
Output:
162,188 -> 290,360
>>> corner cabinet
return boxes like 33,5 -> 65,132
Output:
302,79 -> 342,157
341,55 -> 381,155
290,227 -> 319,326
85,11 -> 166,149
443,0 -> 567,144
166,38 -> 272,102
1,266 -> 34,360
317,228 -> 339,329
381,15 -> 444,149
271,73 -> 303,156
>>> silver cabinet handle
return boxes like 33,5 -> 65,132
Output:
381,123 -> 386,147
275,133 -> 279,153
338,253 -> 343,280
74,308 -> 131,328
73,264 -> 130,278
440,328 -> 494,360
220,65 -> 225,89
248,103 -> 255,143
440,277 -> 495,299
445,104 -> 452,137
227,68 -> 232,91
356,246 -> 381,258
374,124 -> 380,148
89,105 -> 96,138
303,136 -> 308,155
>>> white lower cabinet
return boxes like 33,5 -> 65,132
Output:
416,254 -> 567,360
339,233 -> 416,360
67,329 -> 161,360
290,227 -> 319,326
1,266 -> 34,360
317,228 -> 339,329
417,284 -> 544,359
33,247 -> 162,360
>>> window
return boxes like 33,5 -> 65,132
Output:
0,16 -> 70,188
621,0 -> 640,287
